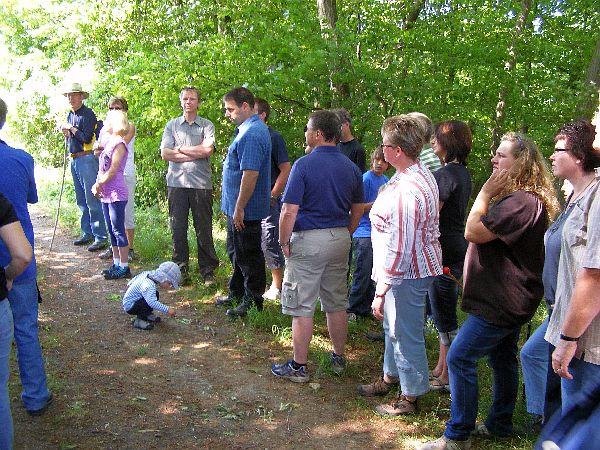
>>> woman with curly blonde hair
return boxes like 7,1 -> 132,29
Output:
423,132 -> 558,450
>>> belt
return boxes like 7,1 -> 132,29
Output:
70,150 -> 93,159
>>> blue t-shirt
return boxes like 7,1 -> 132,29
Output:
0,140 -> 38,281
268,127 -> 289,189
221,115 -> 272,221
283,146 -> 364,231
353,170 -> 388,238
67,104 -> 97,154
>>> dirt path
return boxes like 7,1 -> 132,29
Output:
11,206 -> 416,449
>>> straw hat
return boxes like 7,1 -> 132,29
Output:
62,82 -> 89,99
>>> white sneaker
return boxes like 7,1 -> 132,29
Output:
263,285 -> 280,300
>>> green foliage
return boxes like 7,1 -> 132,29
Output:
1,0 -> 599,197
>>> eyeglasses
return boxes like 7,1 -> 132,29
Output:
380,144 -> 396,150
553,148 -> 569,153
109,106 -> 122,110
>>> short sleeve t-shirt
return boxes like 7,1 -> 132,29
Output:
353,170 -> 388,238
461,191 -> 547,328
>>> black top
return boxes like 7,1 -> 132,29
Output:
434,163 -> 472,264
0,193 -> 19,300
337,139 -> 366,172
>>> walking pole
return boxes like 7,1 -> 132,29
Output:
49,139 -> 68,252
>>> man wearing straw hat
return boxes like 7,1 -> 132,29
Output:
60,82 -> 107,251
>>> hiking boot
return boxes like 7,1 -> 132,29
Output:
73,235 -> 93,246
271,360 -> 310,383
330,352 -> 346,375
357,376 -> 398,397
133,318 -> 153,330
27,393 -> 54,417
99,248 -> 113,259
87,240 -> 108,252
263,285 -> 280,300
374,394 -> 418,416
420,436 -> 471,450
146,314 -> 161,323
104,266 -> 132,280
102,264 -> 118,275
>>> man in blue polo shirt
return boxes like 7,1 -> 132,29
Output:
216,87 -> 271,317
0,97 -> 52,416
60,82 -> 107,251
271,109 -> 364,383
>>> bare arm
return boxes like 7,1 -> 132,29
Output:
160,145 -> 197,163
0,221 -> 32,287
363,201 -> 375,213
271,162 -> 291,198
552,268 -> 600,379
232,170 -> 259,231
464,170 -> 509,244
348,203 -> 363,235
279,203 -> 299,257
123,123 -> 136,145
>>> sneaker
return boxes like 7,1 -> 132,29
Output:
203,273 -> 216,286
98,248 -> 113,259
330,352 -> 346,375
471,423 -> 510,440
87,240 -> 108,252
128,249 -> 137,261
104,266 -> 132,280
374,394 -> 418,416
420,436 -> 471,450
263,285 -> 280,300
146,314 -> 161,323
27,393 -> 54,417
133,318 -> 154,330
215,295 -> 233,307
73,235 -> 93,246
102,264 -> 117,275
271,360 -> 310,383
357,376 -> 398,397
347,312 -> 358,322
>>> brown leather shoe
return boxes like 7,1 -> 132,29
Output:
374,394 -> 418,416
357,376 -> 398,397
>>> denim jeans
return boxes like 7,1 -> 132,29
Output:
70,154 -> 107,242
0,299 -> 13,450
167,187 -> 219,277
7,278 -> 50,411
383,277 -> 434,397
226,216 -> 266,305
562,356 -> 600,412
445,314 -> 520,440
261,200 -> 285,270
347,237 -> 375,317
428,260 -> 462,337
520,317 -> 550,416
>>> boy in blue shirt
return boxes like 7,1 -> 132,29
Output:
122,261 -> 180,330
347,147 -> 389,320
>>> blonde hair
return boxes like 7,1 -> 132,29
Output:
495,132 -> 559,221
105,110 -> 130,136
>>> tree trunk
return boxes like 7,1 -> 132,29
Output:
576,37 -> 600,117
490,0 -> 532,151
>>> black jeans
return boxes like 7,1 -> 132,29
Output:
226,216 -> 266,306
167,187 -> 219,277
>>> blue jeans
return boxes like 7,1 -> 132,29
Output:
520,317 -> 550,416
7,278 -> 50,411
71,155 -> 107,242
562,356 -> 600,412
225,216 -> 266,305
445,314 -> 520,440
0,299 -> 13,450
383,277 -> 434,397
429,260 -> 463,338
347,238 -> 375,317
261,200 -> 285,270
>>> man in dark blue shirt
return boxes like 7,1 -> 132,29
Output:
60,82 -> 107,251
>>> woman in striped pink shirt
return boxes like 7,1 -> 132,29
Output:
357,115 -> 442,415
